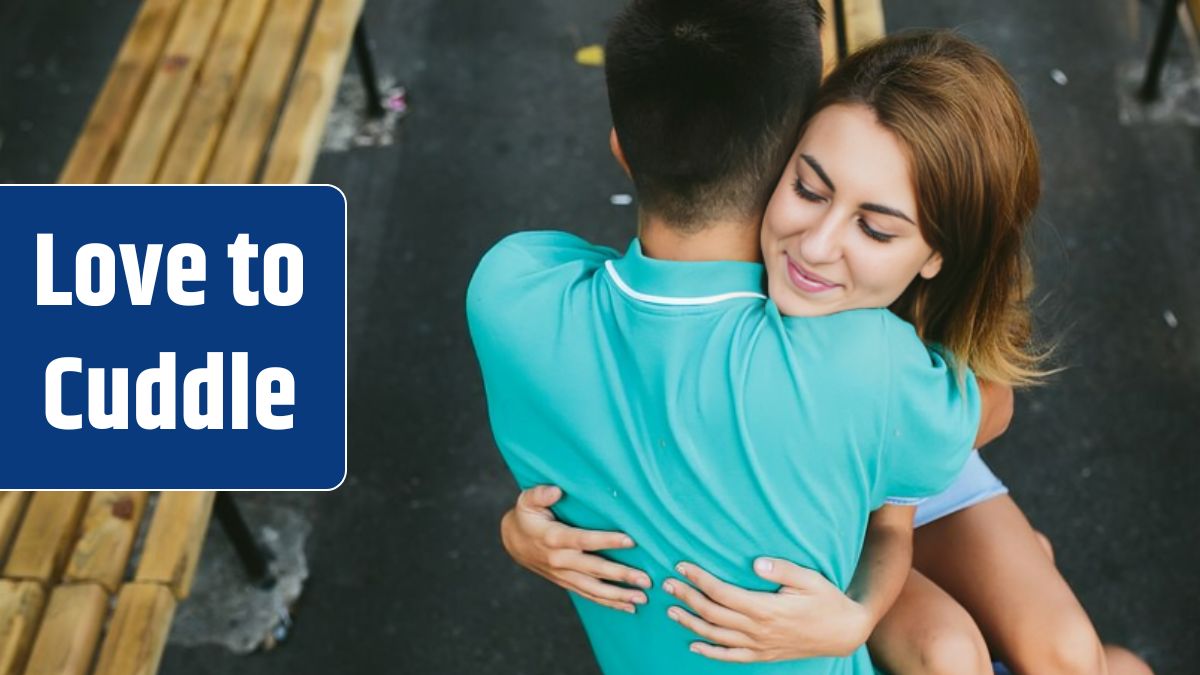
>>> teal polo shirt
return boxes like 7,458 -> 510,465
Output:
467,232 -> 979,675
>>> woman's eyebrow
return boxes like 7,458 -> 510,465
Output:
799,154 -> 835,191
861,202 -> 916,225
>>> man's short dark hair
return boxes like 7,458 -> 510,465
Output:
606,0 -> 825,230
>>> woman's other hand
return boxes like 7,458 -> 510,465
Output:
662,558 -> 872,662
500,485 -> 653,613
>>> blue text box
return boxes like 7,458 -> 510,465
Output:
0,185 -> 347,489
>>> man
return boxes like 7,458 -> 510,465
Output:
466,2 -> 997,672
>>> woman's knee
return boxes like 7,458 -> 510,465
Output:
913,625 -> 992,675
1034,530 -> 1054,563
871,608 -> 991,675
1009,609 -> 1106,675
1104,644 -> 1154,675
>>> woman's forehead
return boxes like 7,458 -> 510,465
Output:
795,104 -> 915,207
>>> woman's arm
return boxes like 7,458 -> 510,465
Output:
661,505 -> 915,662
974,378 -> 1014,448
502,487 -> 915,661
843,503 -> 915,644
500,485 -> 651,613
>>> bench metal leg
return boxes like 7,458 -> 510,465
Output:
214,492 -> 277,589
1141,0 -> 1183,101
353,17 -> 386,117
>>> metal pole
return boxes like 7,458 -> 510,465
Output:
354,17 -> 387,117
213,492 -> 277,589
1141,0 -> 1182,101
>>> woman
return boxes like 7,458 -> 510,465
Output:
498,31 -> 1152,675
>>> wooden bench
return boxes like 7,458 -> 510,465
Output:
0,0 -> 375,672
818,0 -> 886,77
1141,0 -> 1200,99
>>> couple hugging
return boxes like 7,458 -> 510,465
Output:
468,1 -> 1150,673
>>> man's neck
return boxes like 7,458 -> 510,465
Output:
638,213 -> 762,263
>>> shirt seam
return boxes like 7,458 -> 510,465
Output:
880,312 -> 896,497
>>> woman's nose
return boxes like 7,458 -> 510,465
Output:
798,215 -> 843,264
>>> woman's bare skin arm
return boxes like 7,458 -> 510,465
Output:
975,378 -> 1014,448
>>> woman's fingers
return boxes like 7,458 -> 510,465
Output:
674,563 -> 761,616
666,606 -> 754,648
689,642 -> 759,663
545,523 -> 636,553
576,592 -> 636,614
662,577 -> 754,632
568,550 -> 652,588
752,557 -> 829,592
560,570 -> 647,608
516,484 -> 563,511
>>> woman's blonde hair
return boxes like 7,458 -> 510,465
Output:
814,30 -> 1049,385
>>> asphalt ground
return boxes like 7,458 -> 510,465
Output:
1,0 -> 1197,673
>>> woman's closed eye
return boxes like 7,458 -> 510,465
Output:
792,177 -> 826,203
858,217 -> 895,243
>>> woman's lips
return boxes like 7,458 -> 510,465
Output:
785,255 -> 840,293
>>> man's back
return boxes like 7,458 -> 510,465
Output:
468,231 -> 977,674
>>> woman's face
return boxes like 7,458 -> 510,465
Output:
761,103 -> 942,317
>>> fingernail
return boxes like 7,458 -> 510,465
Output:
636,574 -> 652,588
755,558 -> 774,574
662,580 -> 675,594
675,562 -> 688,576
631,593 -> 647,605
667,607 -> 680,620
690,643 -> 702,654
622,536 -> 635,547
624,605 -> 636,614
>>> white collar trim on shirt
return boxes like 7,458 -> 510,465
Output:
604,260 -> 767,306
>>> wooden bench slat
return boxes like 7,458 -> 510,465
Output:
90,583 -> 175,675
842,0 -> 886,54
0,494 -> 30,567
2,493 -> 89,585
22,583 -> 108,675
109,0 -> 229,183
262,0 -> 367,184
157,0 -> 273,184
0,580 -> 45,675
204,0 -> 318,183
134,492 -> 215,599
818,0 -> 838,77
58,0 -> 187,184
63,492 -> 149,593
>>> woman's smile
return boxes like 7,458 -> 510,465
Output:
784,253 -> 842,294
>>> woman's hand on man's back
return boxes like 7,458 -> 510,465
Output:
660,559 -> 872,662
500,485 -> 652,613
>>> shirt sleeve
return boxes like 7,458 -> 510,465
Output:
466,231 -> 617,337
878,314 -> 981,501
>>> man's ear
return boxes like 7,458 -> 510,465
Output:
610,128 -> 631,178
919,251 -> 943,280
